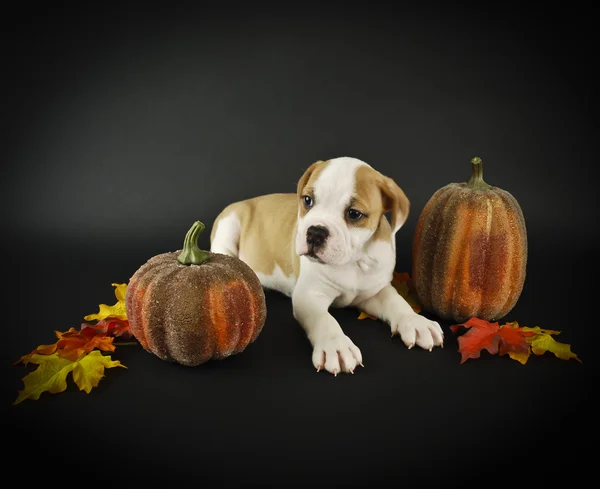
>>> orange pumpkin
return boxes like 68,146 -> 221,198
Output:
125,221 -> 267,366
412,157 -> 527,322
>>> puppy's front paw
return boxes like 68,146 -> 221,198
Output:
391,313 -> 444,351
312,335 -> 363,376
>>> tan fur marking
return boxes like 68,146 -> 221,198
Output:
353,165 -> 409,242
296,160 -> 330,218
212,194 -> 300,278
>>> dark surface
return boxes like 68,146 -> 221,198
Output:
3,4 -> 597,487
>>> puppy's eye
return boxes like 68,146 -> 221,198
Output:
302,195 -> 314,208
348,208 -> 363,221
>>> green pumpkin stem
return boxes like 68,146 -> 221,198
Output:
466,156 -> 492,190
177,221 -> 211,266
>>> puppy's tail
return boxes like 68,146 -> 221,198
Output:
210,206 -> 241,258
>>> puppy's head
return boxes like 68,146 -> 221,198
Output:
295,157 -> 409,266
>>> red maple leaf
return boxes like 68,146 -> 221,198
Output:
450,317 -> 529,364
81,318 -> 132,339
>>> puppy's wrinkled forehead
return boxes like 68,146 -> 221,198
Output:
312,158 -> 368,206
299,157 -> 369,205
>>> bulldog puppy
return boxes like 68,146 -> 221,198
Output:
210,157 -> 444,375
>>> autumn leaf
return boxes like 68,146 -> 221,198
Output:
81,317 -> 132,339
13,351 -> 126,405
451,318 -> 582,364
357,311 -> 377,320
16,327 -> 116,365
14,282 -> 133,404
83,283 -> 128,321
450,317 -> 529,364
72,351 -> 127,393
521,326 -> 582,363
358,271 -> 421,320
56,328 -> 116,361
15,342 -> 58,365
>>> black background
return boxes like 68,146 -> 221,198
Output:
3,3 -> 597,487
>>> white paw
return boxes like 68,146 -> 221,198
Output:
312,334 -> 363,376
391,313 -> 444,351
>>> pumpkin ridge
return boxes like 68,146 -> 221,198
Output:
479,194 -> 502,319
430,187 -> 465,318
163,264 -> 214,365
472,194 -> 496,316
450,193 -> 478,320
484,193 -> 512,319
128,257 -> 175,350
232,255 -> 267,346
460,191 -> 502,321
248,278 -> 267,344
234,278 -> 256,353
203,260 -> 243,359
211,254 -> 266,353
414,185 -> 457,310
496,189 -> 527,318
143,262 -> 183,361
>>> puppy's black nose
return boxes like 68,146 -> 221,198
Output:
306,225 -> 329,248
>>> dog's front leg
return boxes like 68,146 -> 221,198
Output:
356,284 -> 444,350
292,287 -> 362,375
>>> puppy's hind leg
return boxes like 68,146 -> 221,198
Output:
210,209 -> 242,258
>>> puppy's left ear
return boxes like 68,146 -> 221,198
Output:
379,176 -> 410,234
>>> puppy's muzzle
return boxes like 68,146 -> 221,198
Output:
306,225 -> 329,250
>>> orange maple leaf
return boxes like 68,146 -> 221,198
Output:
55,328 -> 116,361
17,328 -> 116,365
450,317 -> 529,364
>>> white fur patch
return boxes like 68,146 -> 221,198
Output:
210,212 -> 241,257
256,266 -> 297,297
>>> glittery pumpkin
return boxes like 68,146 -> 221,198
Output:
125,221 -> 267,366
412,157 -> 527,322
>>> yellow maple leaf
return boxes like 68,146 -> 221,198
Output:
83,283 -> 128,321
507,350 -> 531,365
14,351 -> 126,405
506,324 -> 580,363
528,333 -> 582,363
521,325 -> 562,337
14,354 -> 75,404
71,351 -> 127,393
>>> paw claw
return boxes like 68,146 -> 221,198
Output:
333,369 -> 339,377
407,343 -> 414,350
316,366 -> 321,372
360,362 -> 365,367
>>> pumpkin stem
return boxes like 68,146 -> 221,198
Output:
177,221 -> 211,266
466,156 -> 492,190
